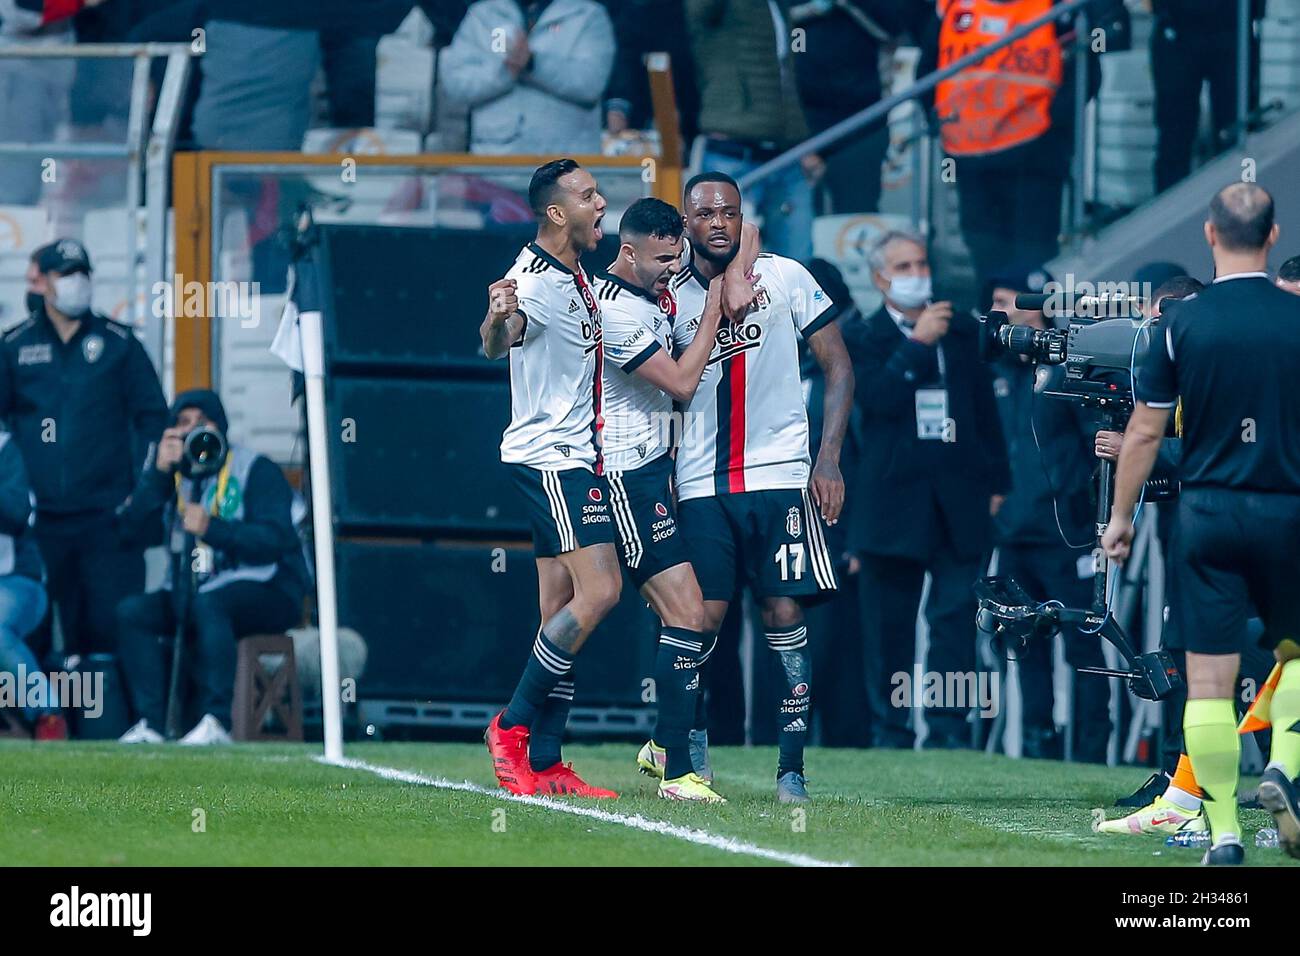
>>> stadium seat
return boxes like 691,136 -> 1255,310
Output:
232,633 -> 304,742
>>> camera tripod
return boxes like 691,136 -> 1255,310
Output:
975,399 -> 1183,702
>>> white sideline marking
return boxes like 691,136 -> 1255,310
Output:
318,756 -> 852,868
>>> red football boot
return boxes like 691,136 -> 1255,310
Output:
34,714 -> 68,741
532,762 -> 619,799
484,711 -> 535,795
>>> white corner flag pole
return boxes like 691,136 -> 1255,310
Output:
299,308 -> 345,763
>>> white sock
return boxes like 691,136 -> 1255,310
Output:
1163,784 -> 1202,812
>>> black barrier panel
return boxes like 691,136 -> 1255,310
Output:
340,541 -> 659,707
326,377 -> 526,534
315,223 -> 622,372
317,223 -> 532,371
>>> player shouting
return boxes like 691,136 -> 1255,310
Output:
480,159 -> 620,798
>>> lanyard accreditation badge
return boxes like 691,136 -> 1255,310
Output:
915,343 -> 948,440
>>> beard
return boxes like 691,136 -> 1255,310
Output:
692,237 -> 738,268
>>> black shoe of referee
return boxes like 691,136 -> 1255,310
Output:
1115,771 -> 1171,808
1257,766 -> 1300,860
1200,837 -> 1245,867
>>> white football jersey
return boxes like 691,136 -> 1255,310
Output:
595,271 -> 677,474
671,252 -> 837,501
498,243 -> 604,470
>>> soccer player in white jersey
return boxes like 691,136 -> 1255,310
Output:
479,159 -> 622,799
663,171 -> 855,803
592,197 -> 758,802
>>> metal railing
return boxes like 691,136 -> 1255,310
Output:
0,43 -> 194,373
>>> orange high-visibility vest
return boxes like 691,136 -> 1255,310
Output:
934,0 -> 1063,157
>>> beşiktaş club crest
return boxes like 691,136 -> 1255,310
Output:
82,334 -> 104,364
786,507 -> 801,538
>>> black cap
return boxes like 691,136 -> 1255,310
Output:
33,238 -> 92,276
981,264 -> 1052,313
171,389 -> 229,435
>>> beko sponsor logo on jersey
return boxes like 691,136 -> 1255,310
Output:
580,316 -> 600,356
706,320 -> 763,365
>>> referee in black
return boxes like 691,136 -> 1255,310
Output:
0,239 -> 168,672
1103,182 -> 1300,865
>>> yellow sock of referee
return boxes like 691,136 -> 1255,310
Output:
1184,699 -> 1240,841
1269,658 -> 1300,778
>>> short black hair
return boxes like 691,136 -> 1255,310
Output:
1209,182 -> 1275,252
683,170 -> 741,206
1152,275 -> 1204,305
1278,255 -> 1300,282
528,158 -> 582,218
619,197 -> 683,243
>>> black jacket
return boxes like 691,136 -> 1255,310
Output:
603,0 -> 699,143
119,450 -> 310,604
0,433 -> 43,581
843,305 -> 1010,562
0,310 -> 168,517
792,0 -> 906,131
990,357 -> 1094,547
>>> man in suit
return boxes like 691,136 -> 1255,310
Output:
844,230 -> 1010,749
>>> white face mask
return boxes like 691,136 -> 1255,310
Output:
52,272 -> 93,316
887,274 -> 932,309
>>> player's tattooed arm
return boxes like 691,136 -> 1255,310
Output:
806,321 -> 854,525
481,278 -> 525,359
722,222 -> 762,321
633,276 -> 723,402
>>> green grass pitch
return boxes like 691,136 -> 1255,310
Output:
1,740 -> 1289,867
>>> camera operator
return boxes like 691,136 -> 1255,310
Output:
115,390 -> 308,746
985,270 -> 1110,762
1102,182 -> 1300,864
847,230 -> 1010,749
0,240 -> 168,668
1094,275 -> 1209,825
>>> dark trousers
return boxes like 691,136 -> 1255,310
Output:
116,580 -> 301,731
998,542 -> 1112,762
320,29 -> 378,127
858,548 -> 983,747
817,121 -> 890,215
956,161 -> 1064,288
1152,22 -> 1259,193
34,511 -> 144,659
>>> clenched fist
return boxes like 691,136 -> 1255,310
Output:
487,278 -> 518,326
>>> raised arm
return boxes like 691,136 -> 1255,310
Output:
722,222 -> 761,321
632,275 -> 724,402
480,278 -> 526,360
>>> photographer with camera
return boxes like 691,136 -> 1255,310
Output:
985,270 -> 1110,762
115,390 -> 308,746
0,240 -> 168,673
847,230 -> 1010,749
1102,182 -> 1300,864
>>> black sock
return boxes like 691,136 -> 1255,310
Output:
655,626 -> 707,779
529,675 -> 574,772
768,625 -> 810,777
501,628 -> 574,731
